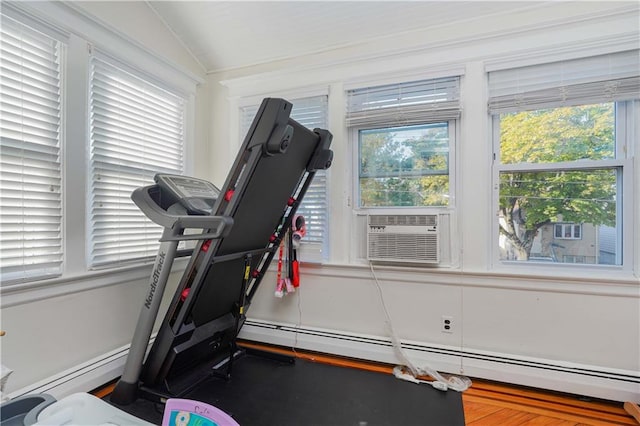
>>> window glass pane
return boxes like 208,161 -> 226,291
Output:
498,169 -> 618,264
359,123 -> 449,207
500,103 -> 614,164
564,226 -> 572,238
553,225 -> 559,238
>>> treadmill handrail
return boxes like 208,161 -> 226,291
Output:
131,185 -> 234,238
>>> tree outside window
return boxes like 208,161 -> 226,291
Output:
358,123 -> 449,207
497,103 -> 620,264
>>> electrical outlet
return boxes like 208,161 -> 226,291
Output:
441,316 -> 453,334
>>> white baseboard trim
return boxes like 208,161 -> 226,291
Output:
239,319 -> 640,403
9,335 -> 156,400
10,321 -> 638,403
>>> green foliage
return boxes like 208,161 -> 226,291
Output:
499,103 -> 617,259
359,124 -> 449,207
500,104 -> 614,163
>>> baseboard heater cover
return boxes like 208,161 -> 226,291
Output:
239,319 -> 640,402
8,335 -> 157,400
10,321 -> 638,403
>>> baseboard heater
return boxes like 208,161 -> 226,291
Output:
10,322 -> 638,404
239,319 -> 640,402
8,335 -> 157,400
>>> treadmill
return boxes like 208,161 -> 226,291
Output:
111,98 -> 333,405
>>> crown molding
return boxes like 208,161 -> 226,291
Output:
218,4 -> 639,97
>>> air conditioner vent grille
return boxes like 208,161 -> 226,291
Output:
366,214 -> 440,264
368,214 -> 437,227
368,234 -> 439,263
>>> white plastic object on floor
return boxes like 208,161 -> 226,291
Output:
33,393 -> 154,426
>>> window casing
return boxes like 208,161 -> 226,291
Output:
0,13 -> 64,284
347,76 -> 460,209
490,50 -> 638,268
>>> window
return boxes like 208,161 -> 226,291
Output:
0,4 -> 197,292
347,76 -> 460,208
240,95 -> 329,257
490,50 -> 638,266
0,13 -> 63,284
358,123 -> 450,207
554,223 -> 581,240
88,54 -> 185,268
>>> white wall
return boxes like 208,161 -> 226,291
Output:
210,2 -> 640,401
1,0 -> 638,404
0,1 -> 208,395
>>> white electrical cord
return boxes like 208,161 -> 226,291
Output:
369,262 -> 471,392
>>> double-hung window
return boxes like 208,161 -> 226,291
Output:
489,50 -> 638,266
1,4 -> 194,291
0,13 -> 64,284
88,54 -> 185,268
240,95 -> 329,260
346,76 -> 460,208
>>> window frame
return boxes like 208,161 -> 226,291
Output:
346,74 -> 461,216
554,223 -> 582,240
351,119 -> 457,212
490,100 -> 636,272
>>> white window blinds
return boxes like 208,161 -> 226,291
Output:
0,14 -> 63,284
240,95 -> 329,245
89,55 -> 185,267
488,50 -> 640,114
346,76 -> 461,128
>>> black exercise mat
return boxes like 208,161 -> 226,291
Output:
109,354 -> 465,426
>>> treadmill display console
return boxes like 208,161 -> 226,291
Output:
155,174 -> 220,215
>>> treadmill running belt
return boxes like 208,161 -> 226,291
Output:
112,354 -> 465,426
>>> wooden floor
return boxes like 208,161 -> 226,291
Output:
98,342 -> 637,425
463,379 -> 635,425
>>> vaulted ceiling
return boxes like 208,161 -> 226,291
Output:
146,1 -> 548,73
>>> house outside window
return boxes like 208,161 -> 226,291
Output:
531,222 -> 596,264
490,50 -> 638,267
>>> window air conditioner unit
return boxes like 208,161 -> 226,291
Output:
367,214 -> 439,264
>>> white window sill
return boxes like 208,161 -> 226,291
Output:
302,261 -> 640,297
1,258 -> 188,308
